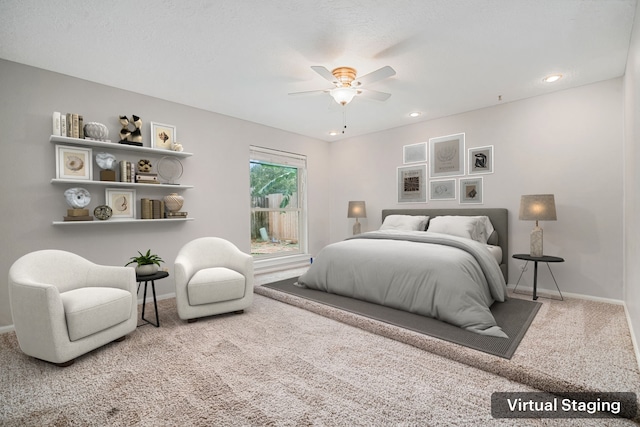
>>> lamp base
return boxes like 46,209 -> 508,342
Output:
353,219 -> 362,235
530,226 -> 543,257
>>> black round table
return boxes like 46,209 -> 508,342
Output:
136,270 -> 169,327
512,254 -> 564,300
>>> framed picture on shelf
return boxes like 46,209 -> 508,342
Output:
397,164 -> 427,203
429,179 -> 456,201
105,188 -> 136,219
429,133 -> 465,178
150,122 -> 177,150
55,145 -> 93,180
468,145 -> 494,175
403,142 -> 427,164
459,177 -> 483,204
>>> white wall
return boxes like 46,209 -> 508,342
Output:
624,1 -> 640,360
0,59 -> 332,327
329,79 -> 624,300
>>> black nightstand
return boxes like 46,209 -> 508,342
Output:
136,270 -> 169,327
512,254 -> 564,301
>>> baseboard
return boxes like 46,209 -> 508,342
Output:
0,324 -> 15,334
506,283 -> 623,305
623,303 -> 640,372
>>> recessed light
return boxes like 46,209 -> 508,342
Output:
543,74 -> 563,83
329,131 -> 339,136
409,112 -> 422,118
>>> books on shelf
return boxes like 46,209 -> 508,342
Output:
52,111 -> 84,138
136,172 -> 160,184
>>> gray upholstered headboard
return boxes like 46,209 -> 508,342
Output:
381,208 -> 508,280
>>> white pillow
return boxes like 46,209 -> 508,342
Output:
380,215 -> 429,231
427,215 -> 494,243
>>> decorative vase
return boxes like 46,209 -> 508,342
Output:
136,264 -> 158,276
83,122 -> 109,141
164,192 -> 184,212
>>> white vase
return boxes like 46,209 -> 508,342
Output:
83,122 -> 109,141
164,192 -> 184,212
136,264 -> 158,276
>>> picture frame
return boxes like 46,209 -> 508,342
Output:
55,145 -> 93,180
403,142 -> 427,164
459,177 -> 483,204
105,188 -> 136,219
150,122 -> 177,150
429,133 -> 465,178
429,179 -> 456,201
468,145 -> 494,175
397,164 -> 427,203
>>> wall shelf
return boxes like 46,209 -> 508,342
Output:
51,178 -> 193,189
53,218 -> 195,226
50,133 -> 194,225
50,135 -> 193,157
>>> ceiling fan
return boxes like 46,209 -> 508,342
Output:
289,65 -> 396,106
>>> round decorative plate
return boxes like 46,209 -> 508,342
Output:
157,156 -> 183,184
94,205 -> 113,220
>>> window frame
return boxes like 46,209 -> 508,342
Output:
250,146 -> 308,260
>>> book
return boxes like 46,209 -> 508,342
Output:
52,112 -> 61,136
72,114 -> 79,138
66,113 -> 72,137
60,114 -> 67,137
78,115 -> 84,139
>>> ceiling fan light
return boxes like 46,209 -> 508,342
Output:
330,87 -> 357,105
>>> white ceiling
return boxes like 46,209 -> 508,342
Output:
0,0 -> 636,141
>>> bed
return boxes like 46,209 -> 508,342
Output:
297,208 -> 510,337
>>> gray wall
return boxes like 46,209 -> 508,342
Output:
0,59 -> 332,327
328,79 -> 624,301
624,1 -> 640,365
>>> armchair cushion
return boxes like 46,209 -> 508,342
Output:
60,287 -> 133,342
188,267 -> 245,305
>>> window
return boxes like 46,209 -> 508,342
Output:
250,146 -> 307,259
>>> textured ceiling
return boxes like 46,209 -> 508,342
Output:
0,0 -> 636,141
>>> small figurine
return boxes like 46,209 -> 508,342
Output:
137,159 -> 152,173
118,115 -> 143,146
119,116 -> 131,143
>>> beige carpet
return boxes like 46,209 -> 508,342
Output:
0,268 -> 638,426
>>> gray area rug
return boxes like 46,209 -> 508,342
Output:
262,277 -> 541,359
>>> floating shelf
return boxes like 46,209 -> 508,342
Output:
50,135 -> 193,157
53,218 -> 195,226
51,179 -> 193,189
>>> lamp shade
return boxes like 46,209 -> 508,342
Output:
519,194 -> 557,222
330,87 -> 357,105
347,201 -> 367,218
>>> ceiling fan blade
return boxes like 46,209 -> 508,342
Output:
354,65 -> 396,86
311,66 -> 338,84
288,89 -> 330,96
357,89 -> 392,102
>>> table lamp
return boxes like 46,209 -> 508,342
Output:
519,194 -> 557,257
348,201 -> 367,235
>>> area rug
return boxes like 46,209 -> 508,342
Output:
260,277 -> 541,359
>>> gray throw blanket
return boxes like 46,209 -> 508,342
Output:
298,230 -> 508,338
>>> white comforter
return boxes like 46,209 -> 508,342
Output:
297,230 -> 508,338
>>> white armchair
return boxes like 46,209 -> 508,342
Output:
8,250 -> 137,366
174,237 -> 253,322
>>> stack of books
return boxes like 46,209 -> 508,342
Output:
141,199 -> 166,219
166,211 -> 188,218
119,161 -> 135,183
53,112 -> 84,138
136,172 -> 160,184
